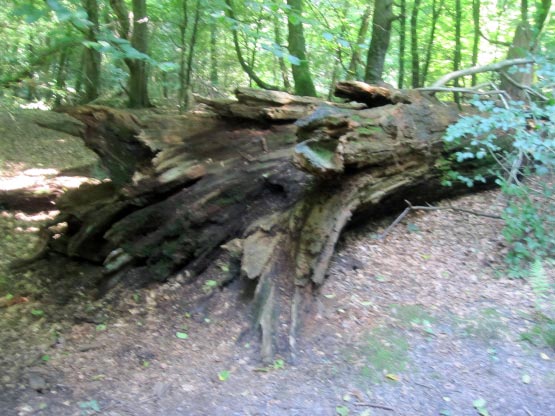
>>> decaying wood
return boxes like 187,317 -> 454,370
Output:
195,87 -> 366,122
39,86 -> 498,363
334,81 -> 414,107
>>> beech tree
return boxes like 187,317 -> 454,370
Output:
365,0 -> 394,84
287,0 -> 317,96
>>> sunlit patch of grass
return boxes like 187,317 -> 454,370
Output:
348,326 -> 410,383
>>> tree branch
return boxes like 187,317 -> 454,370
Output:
430,58 -> 534,88
500,72 -> 549,100
377,200 -> 503,240
417,86 -> 509,97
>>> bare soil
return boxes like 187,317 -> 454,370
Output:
1,109 -> 554,416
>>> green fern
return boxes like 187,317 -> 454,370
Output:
530,258 -> 550,303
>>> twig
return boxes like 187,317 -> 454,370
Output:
500,72 -> 549,101
377,200 -> 503,240
524,407 -> 534,416
412,381 -> 435,389
377,207 -> 411,240
490,82 -> 510,108
259,137 -> 268,153
237,151 -> 255,162
354,402 -> 395,411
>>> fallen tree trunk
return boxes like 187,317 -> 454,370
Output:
41,84 -> 495,362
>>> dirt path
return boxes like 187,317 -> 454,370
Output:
1,109 -> 554,416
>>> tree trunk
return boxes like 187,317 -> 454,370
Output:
274,13 -> 291,91
54,50 -> 69,106
82,0 -> 101,103
109,0 -> 151,108
397,0 -> 406,88
453,0 -> 463,103
471,0 -> 480,86
347,5 -> 372,81
224,0 -> 280,91
421,0 -> 445,86
410,0 -> 421,88
178,0 -> 189,112
41,83 -> 500,363
365,0 -> 394,84
183,0 -> 201,110
127,0 -> 151,108
210,22 -> 219,86
287,0 -> 317,96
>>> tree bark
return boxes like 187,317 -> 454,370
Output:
410,0 -> 421,88
42,84 -> 500,363
210,21 -> 219,86
421,0 -> 445,86
471,0 -> 480,86
397,0 -> 406,88
365,0 -> 394,84
109,0 -> 151,108
347,5 -> 372,81
273,13 -> 291,91
128,0 -> 151,108
81,0 -> 101,103
287,0 -> 317,97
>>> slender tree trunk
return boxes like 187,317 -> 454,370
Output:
248,17 -> 264,88
224,0 -> 279,90
210,22 -> 219,86
398,0 -> 406,88
54,50 -> 68,106
178,0 -> 189,111
453,0 -> 462,103
109,0 -> 151,108
365,0 -> 394,84
471,0 -> 480,86
161,72 -> 169,99
75,51 -> 85,96
81,0 -> 101,103
183,0 -> 201,110
274,12 -> 291,90
328,1 -> 348,99
287,0 -> 317,96
410,0 -> 422,88
347,5 -> 372,81
421,0 -> 445,85
127,0 -> 151,108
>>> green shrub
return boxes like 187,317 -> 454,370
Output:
443,59 -> 555,275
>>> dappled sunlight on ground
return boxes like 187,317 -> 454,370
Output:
0,170 -> 93,192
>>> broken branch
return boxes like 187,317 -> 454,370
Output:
430,58 -> 534,88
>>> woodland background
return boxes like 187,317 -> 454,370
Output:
0,0 -> 552,109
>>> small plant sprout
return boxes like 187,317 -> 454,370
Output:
218,370 -> 230,381
203,279 -> 219,293
175,331 -> 188,339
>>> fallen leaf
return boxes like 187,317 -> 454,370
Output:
385,373 -> 400,381
335,405 -> 349,416
175,332 -> 188,339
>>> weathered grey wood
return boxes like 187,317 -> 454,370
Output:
40,84 -> 498,363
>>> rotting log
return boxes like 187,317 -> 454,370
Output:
39,84 -> 496,363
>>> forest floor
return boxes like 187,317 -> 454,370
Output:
1,108 -> 555,416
